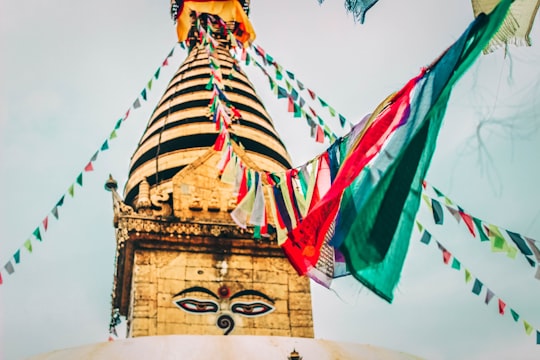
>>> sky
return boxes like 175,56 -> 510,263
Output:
1,0 -> 540,359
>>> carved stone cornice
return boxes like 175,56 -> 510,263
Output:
116,216 -> 269,241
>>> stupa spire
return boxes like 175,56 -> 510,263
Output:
110,2 -> 313,338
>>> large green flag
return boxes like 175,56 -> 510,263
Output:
333,0 -> 513,302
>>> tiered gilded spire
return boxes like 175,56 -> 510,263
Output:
124,9 -> 291,207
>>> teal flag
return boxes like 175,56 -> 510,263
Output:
332,0 -> 513,303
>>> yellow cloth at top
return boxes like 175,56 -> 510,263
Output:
176,0 -> 256,45
472,0 -> 540,53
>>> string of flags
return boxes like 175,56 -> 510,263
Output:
250,43 -> 353,129
421,181 -> 540,281
417,223 -> 540,345
0,45 -> 182,286
219,0 -> 516,304
236,43 -> 353,143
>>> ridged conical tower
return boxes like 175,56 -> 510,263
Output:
108,2 -> 314,339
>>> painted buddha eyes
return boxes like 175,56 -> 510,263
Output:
175,299 -> 219,313
231,302 -> 274,317
174,298 -> 274,317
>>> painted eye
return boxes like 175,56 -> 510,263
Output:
231,302 -> 274,317
174,299 -> 219,313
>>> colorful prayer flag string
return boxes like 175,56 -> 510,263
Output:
248,43 -> 353,130
422,181 -> 540,280
0,44 -> 181,285
418,224 -> 540,345
233,46 -> 340,144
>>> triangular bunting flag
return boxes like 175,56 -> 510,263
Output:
287,96 -> 294,112
460,211 -> 476,237
24,239 -> 33,253
4,261 -> 14,275
33,227 -> 42,241
277,86 -> 288,99
167,47 -> 174,58
147,79 -> 153,91
13,249 -> 21,264
524,321 -> 533,335
472,278 -> 483,295
162,58 -> 169,66
451,258 -> 461,270
328,106 -> 336,117
511,309 -> 520,322
42,216 -> 49,231
297,80 -> 304,90
498,298 -> 506,314
68,184 -> 75,197
84,162 -> 94,172
420,230 -> 431,244
101,140 -> 110,151
446,205 -> 462,223
141,88 -> 147,101
473,217 -> 489,242
286,70 -> 295,80
90,151 -> 99,162
133,98 -> 141,109
338,114 -> 346,127
315,126 -> 324,143
485,289 -> 494,304
76,173 -> 83,186
307,88 -> 316,100
56,195 -> 65,207
154,67 -> 161,80
432,198 -> 444,224
52,205 -> 59,220
114,119 -> 122,130
0,272 -> 3,285
318,97 -> 328,107
465,269 -> 472,283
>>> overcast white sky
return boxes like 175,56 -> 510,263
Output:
1,1 -> 540,359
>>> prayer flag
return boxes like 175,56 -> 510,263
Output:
4,261 -> 14,275
56,195 -> 65,208
472,279 -> 483,295
472,0 -> 540,53
420,230 -> 431,245
76,173 -> 83,186
33,227 -> 42,241
24,239 -> 33,253
510,309 -> 520,322
282,0 -> 513,302
460,211 -> 476,237
465,269 -> 472,283
432,198 -> 444,224
68,184 -> 75,197
498,298 -> 506,314
524,321 -> 533,335
13,249 -> 21,264
485,288 -> 494,304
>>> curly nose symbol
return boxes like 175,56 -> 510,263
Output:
217,314 -> 234,335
